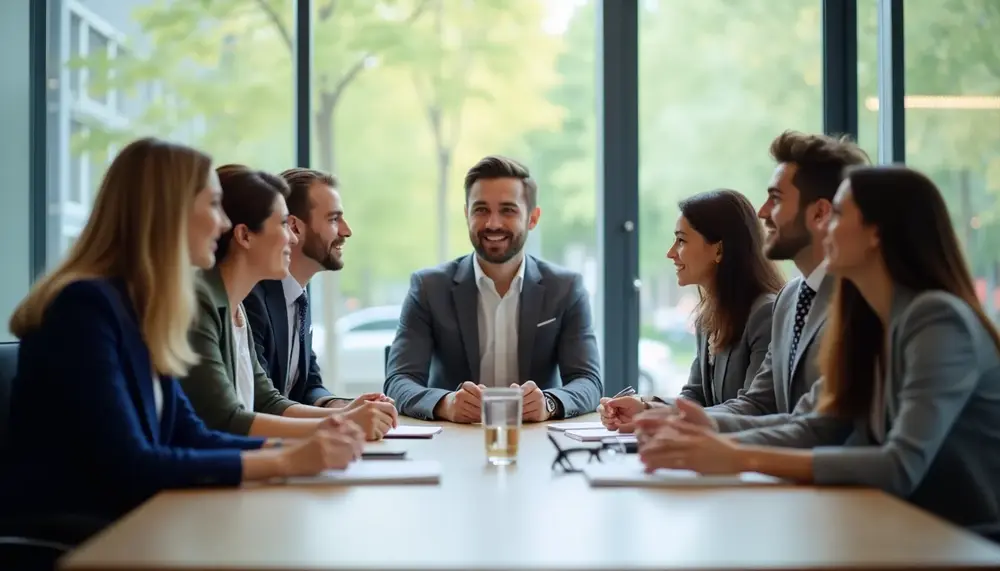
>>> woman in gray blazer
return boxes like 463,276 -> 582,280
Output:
600,190 -> 785,427
639,166 -> 1000,528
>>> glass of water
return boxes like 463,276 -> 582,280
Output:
481,387 -> 523,466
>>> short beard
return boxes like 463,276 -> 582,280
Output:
471,230 -> 526,264
302,228 -> 343,271
763,211 -> 812,261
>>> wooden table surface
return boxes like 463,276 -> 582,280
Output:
61,414 -> 1000,571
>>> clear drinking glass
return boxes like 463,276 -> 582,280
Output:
481,387 -> 523,466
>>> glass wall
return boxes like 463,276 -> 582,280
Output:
636,0 -> 823,396
902,0 -> 1000,321
0,0 -> 34,341
42,0 -> 599,396
45,0 -> 294,262
306,0 -> 599,395
857,0 -> 878,158
27,0 -> 998,397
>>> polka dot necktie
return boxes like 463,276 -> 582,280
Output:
788,283 -> 816,373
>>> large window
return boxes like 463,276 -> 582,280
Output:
857,0 -> 879,158
636,0 -> 823,397
34,1 -> 995,398
903,0 -> 1000,321
47,0 -> 295,265
305,0 -> 599,395
45,0 -> 599,397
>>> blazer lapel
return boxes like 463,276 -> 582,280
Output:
517,257 -> 544,383
790,276 -> 834,380
201,268 -> 238,383
109,281 -> 160,443
775,286 -> 799,410
882,285 -> 917,432
696,333 -> 710,396
263,280 -> 290,393
216,307 -> 237,382
712,346 -> 732,404
452,256 -> 481,383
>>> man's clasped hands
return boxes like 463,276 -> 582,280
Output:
433,381 -> 552,423
597,394 -> 749,476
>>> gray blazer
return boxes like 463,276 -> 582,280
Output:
734,288 -> 1000,528
384,254 -> 603,420
675,293 -> 776,406
707,274 -> 835,432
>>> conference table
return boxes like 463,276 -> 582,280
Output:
61,414 -> 1000,571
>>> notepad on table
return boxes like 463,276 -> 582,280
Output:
583,457 -> 784,488
384,425 -> 443,439
285,460 -> 442,485
563,427 -> 626,442
547,421 -> 607,432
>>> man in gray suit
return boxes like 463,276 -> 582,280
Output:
384,156 -> 602,423
619,131 -> 869,435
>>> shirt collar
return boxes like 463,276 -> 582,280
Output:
804,260 -> 828,292
472,253 -> 526,294
281,274 -> 306,307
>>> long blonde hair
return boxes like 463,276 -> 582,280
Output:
10,137 -> 211,376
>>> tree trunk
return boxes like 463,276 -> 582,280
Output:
315,89 -> 344,394
436,146 -> 451,263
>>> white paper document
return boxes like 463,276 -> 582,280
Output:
564,427 -> 625,441
384,425 -> 443,439
285,460 -> 442,486
547,421 -> 607,432
583,457 -> 785,487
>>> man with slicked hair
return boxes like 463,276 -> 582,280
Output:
385,155 -> 603,423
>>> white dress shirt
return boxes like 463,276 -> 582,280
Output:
231,304 -> 256,411
804,260 -> 828,294
281,274 -> 306,397
152,373 -> 163,422
474,255 -> 526,387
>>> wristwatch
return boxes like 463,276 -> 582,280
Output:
544,393 -> 560,419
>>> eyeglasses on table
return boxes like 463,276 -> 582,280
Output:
547,432 -> 633,474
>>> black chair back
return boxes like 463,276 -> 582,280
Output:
384,345 -> 390,376
0,341 -> 18,452
970,523 -> 1000,545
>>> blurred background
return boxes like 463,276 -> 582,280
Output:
24,0 -> 1000,397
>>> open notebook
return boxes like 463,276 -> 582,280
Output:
284,460 -> 442,486
583,457 -> 784,487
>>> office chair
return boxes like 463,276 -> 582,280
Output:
384,345 -> 390,376
0,341 -> 106,570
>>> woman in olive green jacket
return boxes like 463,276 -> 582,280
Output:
180,165 -> 397,440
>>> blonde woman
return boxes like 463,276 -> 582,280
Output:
2,138 -> 364,525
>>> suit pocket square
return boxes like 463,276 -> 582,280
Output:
537,318 -> 556,328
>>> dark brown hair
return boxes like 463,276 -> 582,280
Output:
769,130 -> 870,204
463,155 -> 538,210
818,166 -> 1000,418
280,167 -> 338,221
215,164 -> 290,261
681,189 -> 786,351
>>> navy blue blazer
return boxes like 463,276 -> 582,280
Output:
1,279 -> 265,521
244,280 -> 334,406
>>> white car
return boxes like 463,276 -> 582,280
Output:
314,305 -> 686,398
